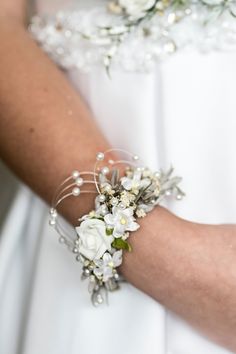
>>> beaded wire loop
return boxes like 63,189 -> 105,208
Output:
30,2 -> 236,73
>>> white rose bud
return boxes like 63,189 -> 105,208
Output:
76,219 -> 113,261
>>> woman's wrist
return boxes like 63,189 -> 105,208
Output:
120,207 -> 201,303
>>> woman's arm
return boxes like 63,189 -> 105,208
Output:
1,7 -> 236,352
0,17 -> 111,222
122,210 -> 236,351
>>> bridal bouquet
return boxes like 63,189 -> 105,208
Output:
30,0 -> 236,72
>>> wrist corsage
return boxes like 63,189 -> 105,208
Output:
49,149 -> 184,306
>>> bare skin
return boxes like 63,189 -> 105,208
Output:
0,3 -> 236,352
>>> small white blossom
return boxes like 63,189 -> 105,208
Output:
122,232 -> 129,240
104,206 -> 139,238
121,170 -> 150,192
120,190 -> 135,206
142,168 -> 152,177
76,219 -> 113,261
94,251 -> 123,281
136,208 -> 146,218
118,0 -> 156,19
154,186 -> 160,196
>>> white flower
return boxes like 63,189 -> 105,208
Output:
76,218 -> 113,261
136,208 -> 146,218
118,0 -> 156,18
94,251 -> 123,281
121,170 -> 150,193
120,190 -> 135,207
104,206 -> 139,238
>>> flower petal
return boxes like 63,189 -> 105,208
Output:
94,267 -> 103,278
127,221 -> 140,231
103,252 -> 112,264
121,177 -> 132,190
103,267 -> 113,282
113,250 -> 123,267
113,224 -> 125,238
104,213 -> 115,226
122,207 -> 134,217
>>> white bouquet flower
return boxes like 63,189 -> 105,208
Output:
118,0 -> 156,19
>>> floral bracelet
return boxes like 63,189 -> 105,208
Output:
49,149 -> 184,306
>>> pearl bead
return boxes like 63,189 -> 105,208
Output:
98,194 -> 106,202
72,187 -> 80,196
96,294 -> 103,304
75,177 -> 84,186
104,184 -> 112,192
108,159 -> 114,164
133,154 -> 139,161
50,207 -> 55,215
111,197 -> 118,206
90,275 -> 95,282
101,205 -> 108,215
51,210 -> 57,218
101,166 -> 109,175
154,171 -> 161,178
96,152 -> 104,161
64,29 -> 72,38
167,12 -> 177,24
84,260 -> 90,267
84,269 -> 90,276
185,8 -> 191,15
49,219 -> 56,226
164,41 -> 176,54
73,247 -> 78,253
165,190 -> 172,196
72,170 -> 80,179
119,202 -> 125,209
114,273 -> 120,280
59,236 -> 65,243
176,194 -> 183,200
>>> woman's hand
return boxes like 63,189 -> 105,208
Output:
122,208 -> 236,351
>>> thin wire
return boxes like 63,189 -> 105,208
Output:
54,180 -> 97,206
52,171 -> 98,206
55,190 -> 98,208
92,148 -> 138,195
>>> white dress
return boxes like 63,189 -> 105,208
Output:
0,1 -> 236,353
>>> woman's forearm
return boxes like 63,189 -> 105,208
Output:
1,19 -> 236,352
0,19 -> 111,221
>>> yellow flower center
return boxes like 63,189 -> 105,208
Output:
120,217 -> 127,225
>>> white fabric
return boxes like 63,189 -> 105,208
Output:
0,1 -> 236,353
29,2 -> 236,72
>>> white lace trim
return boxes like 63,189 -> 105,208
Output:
29,5 -> 236,72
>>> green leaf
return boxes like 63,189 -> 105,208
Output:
91,216 -> 104,221
112,238 -> 132,252
106,228 -> 114,236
